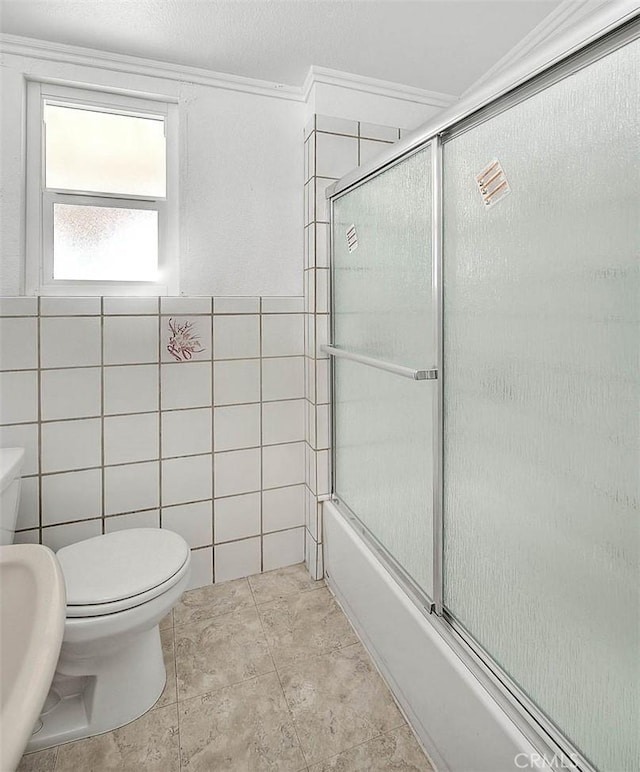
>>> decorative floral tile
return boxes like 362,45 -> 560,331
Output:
162,316 -> 211,363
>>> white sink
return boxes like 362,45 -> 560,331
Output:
0,544 -> 66,771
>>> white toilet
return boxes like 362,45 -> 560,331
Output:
0,448 -> 191,750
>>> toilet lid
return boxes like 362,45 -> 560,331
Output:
57,529 -> 190,606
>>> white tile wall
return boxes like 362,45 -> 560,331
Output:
41,368 -> 101,420
214,537 -> 261,583
0,295 -> 307,589
213,403 -> 260,452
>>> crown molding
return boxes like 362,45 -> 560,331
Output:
0,33 -> 457,109
303,65 -> 457,108
460,0 -> 626,97
0,33 -> 303,101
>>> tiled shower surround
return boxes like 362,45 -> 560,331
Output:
303,115 -> 402,579
0,295 -> 307,589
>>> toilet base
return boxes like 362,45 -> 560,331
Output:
26,625 -> 166,752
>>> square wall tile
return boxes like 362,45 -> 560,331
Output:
104,413 -> 159,465
316,359 -> 330,404
0,297 -> 38,316
162,315 -> 211,363
263,528 -> 305,572
162,454 -> 212,506
213,360 -> 260,406
262,357 -> 304,401
162,500 -> 213,548
214,537 -> 261,583
315,178 -> 335,223
213,403 -> 260,452
315,223 -> 329,268
40,297 -> 100,316
262,400 -> 305,445
316,404 -> 331,450
103,297 -> 158,315
105,510 -> 160,532
41,418 -> 101,473
161,297 -> 212,315
162,408 -> 212,457
103,316 -> 159,365
41,367 -> 101,420
104,364 -> 159,415
42,519 -> 102,551
261,297 -> 304,314
14,529 -> 39,544
16,476 -> 39,530
41,468 -> 102,525
316,116 -> 358,136
305,357 -> 316,403
187,547 -> 213,589
262,442 -> 305,489
213,315 -> 260,360
214,447 -> 260,498
315,133 -> 358,178
104,461 -> 159,515
214,491 -> 261,543
315,270 -> 329,315
359,122 -> 398,141
40,317 -> 101,368
262,485 -> 305,532
0,422 -> 39,475
0,317 -> 38,370
261,315 -> 304,358
161,361 -> 211,410
213,297 -> 260,315
359,138 -> 391,167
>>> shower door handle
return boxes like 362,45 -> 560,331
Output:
321,345 -> 437,381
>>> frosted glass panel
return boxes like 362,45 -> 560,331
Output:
333,147 -> 434,598
443,39 -> 639,771
333,148 -> 433,369
53,204 -> 158,281
45,104 -> 166,197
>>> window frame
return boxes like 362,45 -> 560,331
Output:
26,82 -> 179,296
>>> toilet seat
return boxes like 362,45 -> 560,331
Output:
57,529 -> 190,618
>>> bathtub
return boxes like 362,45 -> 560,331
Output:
323,500 -> 554,772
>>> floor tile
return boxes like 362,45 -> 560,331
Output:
258,586 -> 358,667
175,606 -> 274,700
156,627 -> 177,708
279,642 -> 405,765
54,703 -> 180,772
307,725 -> 433,771
173,578 -> 254,627
249,562 -> 324,604
179,672 -> 306,771
16,748 -> 57,772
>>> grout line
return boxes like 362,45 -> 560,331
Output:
36,296 -> 43,543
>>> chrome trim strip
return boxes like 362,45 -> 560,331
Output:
431,138 -> 444,616
327,3 -> 639,200
321,345 -> 437,381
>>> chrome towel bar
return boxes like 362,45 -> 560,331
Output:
321,345 -> 437,381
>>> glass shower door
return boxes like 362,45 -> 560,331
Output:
332,146 -> 435,600
443,37 -> 639,771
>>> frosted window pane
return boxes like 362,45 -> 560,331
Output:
443,39 -> 639,771
53,204 -> 158,281
333,147 -> 434,597
45,105 -> 166,197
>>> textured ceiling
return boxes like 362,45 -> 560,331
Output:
0,0 -> 563,96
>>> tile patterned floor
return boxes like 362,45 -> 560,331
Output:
18,563 -> 433,771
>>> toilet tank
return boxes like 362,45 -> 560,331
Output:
0,448 -> 25,545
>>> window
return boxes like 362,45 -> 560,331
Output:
26,83 -> 178,295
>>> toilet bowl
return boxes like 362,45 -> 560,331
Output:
27,528 -> 191,751
0,447 -> 192,751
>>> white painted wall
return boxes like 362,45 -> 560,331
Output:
0,44 -> 448,297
